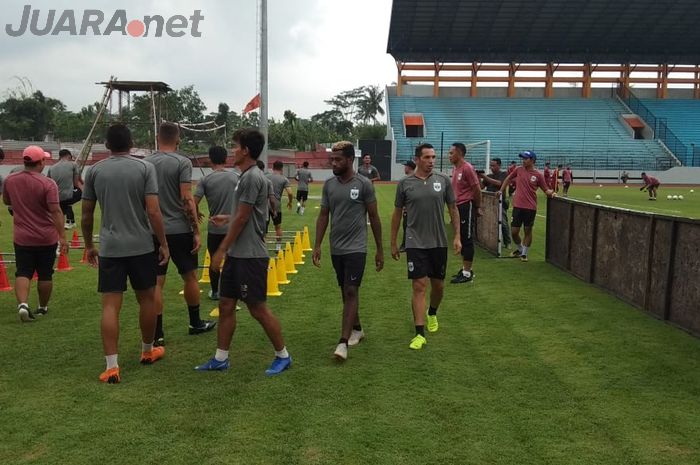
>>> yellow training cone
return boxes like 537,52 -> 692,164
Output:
209,307 -> 219,317
302,226 -> 312,251
276,253 -> 290,285
293,234 -> 305,265
295,232 -> 306,258
267,258 -> 282,297
199,250 -> 211,283
285,243 -> 298,274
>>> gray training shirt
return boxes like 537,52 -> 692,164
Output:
195,169 -> 240,235
267,172 -> 290,211
47,160 -> 79,201
82,156 -> 159,258
227,165 -> 269,259
321,174 -> 376,255
147,151 -> 193,235
395,172 -> 455,249
296,168 -> 312,191
358,164 -> 379,180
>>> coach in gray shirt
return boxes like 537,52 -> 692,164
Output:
47,149 -> 82,229
313,141 -> 383,362
194,146 -> 239,300
82,123 -> 169,384
149,122 -> 215,345
196,128 -> 291,376
390,143 -> 461,351
295,161 -> 313,215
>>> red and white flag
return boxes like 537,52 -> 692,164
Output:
243,93 -> 261,114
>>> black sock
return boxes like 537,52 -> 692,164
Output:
353,324 -> 362,331
155,314 -> 163,339
428,306 -> 438,316
210,271 -> 220,293
188,305 -> 201,326
339,338 -> 348,345
415,325 -> 425,336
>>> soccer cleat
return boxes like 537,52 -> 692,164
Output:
520,255 -> 529,262
188,320 -> 217,335
450,270 -> 474,284
265,356 -> 292,376
208,290 -> 219,301
409,334 -> 427,350
348,330 -> 365,346
35,307 -> 48,316
333,343 -> 348,361
99,367 -> 121,384
452,268 -> 464,278
18,305 -> 36,323
510,249 -> 521,258
195,357 -> 229,371
153,337 -> 165,347
140,346 -> 165,365
427,314 -> 439,333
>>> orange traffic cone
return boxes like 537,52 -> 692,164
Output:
71,230 -> 80,248
0,260 -> 12,291
56,250 -> 73,272
80,248 -> 89,264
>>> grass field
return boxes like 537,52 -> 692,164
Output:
1,183 -> 699,465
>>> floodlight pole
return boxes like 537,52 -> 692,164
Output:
259,0 -> 269,164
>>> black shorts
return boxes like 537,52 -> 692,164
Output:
207,233 -> 226,258
270,210 -> 282,226
296,190 -> 308,202
331,253 -> 367,287
406,248 -> 447,280
153,233 -> 198,276
511,207 -> 537,228
458,202 -> 475,258
14,243 -> 57,281
219,256 -> 268,304
563,181 -> 571,189
98,252 -> 158,293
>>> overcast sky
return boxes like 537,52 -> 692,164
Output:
0,0 -> 397,119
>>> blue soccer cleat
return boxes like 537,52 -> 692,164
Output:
194,357 -> 229,371
265,356 -> 292,376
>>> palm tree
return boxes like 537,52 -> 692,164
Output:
356,86 -> 385,124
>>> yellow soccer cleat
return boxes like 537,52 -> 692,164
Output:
409,334 -> 427,350
427,314 -> 439,333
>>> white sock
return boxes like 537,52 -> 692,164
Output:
517,244 -> 523,253
106,354 -> 119,369
275,347 -> 290,359
300,207 -> 305,215
215,349 -> 229,362
142,342 -> 153,353
462,269 -> 472,277
18,302 -> 28,310
521,246 -> 529,256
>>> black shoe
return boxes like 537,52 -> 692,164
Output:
35,307 -> 48,316
188,320 -> 217,335
154,337 -> 165,347
452,268 -> 464,278
450,271 -> 474,284
18,305 -> 36,322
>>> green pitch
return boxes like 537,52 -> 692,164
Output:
0,183 -> 699,465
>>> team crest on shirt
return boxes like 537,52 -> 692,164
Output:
433,182 -> 442,192
530,175 -> 537,183
350,187 -> 359,200
458,173 -> 463,181
408,261 -> 415,272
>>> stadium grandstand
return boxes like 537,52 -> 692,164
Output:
385,0 -> 700,180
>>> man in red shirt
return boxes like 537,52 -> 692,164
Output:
448,143 -> 482,283
3,146 -> 68,322
498,151 -> 554,262
640,172 -> 660,200
562,166 -> 573,197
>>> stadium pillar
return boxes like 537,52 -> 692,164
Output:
659,64 -> 669,99
396,60 -> 404,96
545,62 -> 554,98
470,62 -> 479,97
507,63 -> 516,97
620,64 -> 631,99
694,65 -> 700,99
433,61 -> 442,97
582,63 -> 592,98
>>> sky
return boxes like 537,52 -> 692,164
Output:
0,0 -> 397,119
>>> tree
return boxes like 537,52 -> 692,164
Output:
356,86 -> 385,124
0,90 -> 65,140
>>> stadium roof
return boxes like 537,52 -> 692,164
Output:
97,81 -> 172,93
387,0 -> 700,64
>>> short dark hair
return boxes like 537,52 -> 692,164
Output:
105,123 -> 133,153
557,164 -> 563,168
256,160 -> 265,170
331,141 -> 355,158
273,160 -> 283,171
302,161 -> 309,168
158,122 -> 180,144
208,146 -> 227,165
451,143 -> 466,156
58,149 -> 72,158
233,128 -> 265,160
492,157 -> 502,166
414,143 -> 434,158
641,172 -> 646,176
24,160 -> 40,168
0,147 -> 4,161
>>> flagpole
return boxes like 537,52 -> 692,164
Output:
259,0 -> 269,164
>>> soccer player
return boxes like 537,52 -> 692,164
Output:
3,146 -> 68,322
553,164 -> 562,193
196,128 -> 292,375
149,123 -> 215,346
358,154 -> 380,182
46,149 -> 83,229
640,172 -> 660,200
194,146 -> 240,300
312,141 -> 384,361
267,160 -> 294,251
448,142 -> 482,284
81,124 -> 169,383
390,143 -> 461,350
295,161 -> 313,215
562,166 -> 573,197
479,157 -> 511,248
498,151 -> 555,262
543,162 -> 553,191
